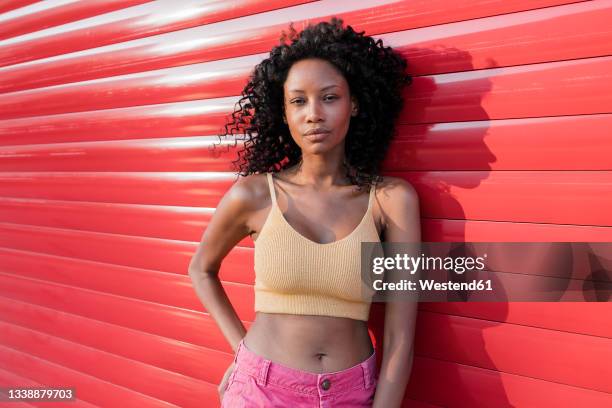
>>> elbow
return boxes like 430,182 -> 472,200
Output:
188,263 -> 209,278
187,257 -> 204,279
187,267 -> 198,278
188,267 -> 212,284
187,262 -> 218,280
188,251 -> 220,279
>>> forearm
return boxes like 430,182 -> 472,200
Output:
372,336 -> 414,408
189,271 -> 246,352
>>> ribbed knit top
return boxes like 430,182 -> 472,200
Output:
253,172 -> 381,321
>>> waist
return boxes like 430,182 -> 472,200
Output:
232,337 -> 377,396
243,312 -> 374,373
254,290 -> 373,321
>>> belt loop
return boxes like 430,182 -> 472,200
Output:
361,361 -> 373,389
257,359 -> 271,386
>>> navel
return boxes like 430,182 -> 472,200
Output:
315,352 -> 327,361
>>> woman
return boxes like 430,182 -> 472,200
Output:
188,18 -> 420,407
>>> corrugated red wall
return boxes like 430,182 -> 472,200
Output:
1,1 -> 610,407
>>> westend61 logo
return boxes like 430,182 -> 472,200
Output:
370,252 -> 491,294
372,253 -> 487,275
360,242 -> 612,302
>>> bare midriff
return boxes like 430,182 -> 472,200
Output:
242,312 -> 374,373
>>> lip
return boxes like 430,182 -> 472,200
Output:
304,127 -> 331,136
304,131 -> 330,142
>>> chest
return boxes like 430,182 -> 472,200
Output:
249,195 -> 384,244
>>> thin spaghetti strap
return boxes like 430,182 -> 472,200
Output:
367,182 -> 376,211
266,173 -> 277,204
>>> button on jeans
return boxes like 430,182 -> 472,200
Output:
221,338 -> 378,407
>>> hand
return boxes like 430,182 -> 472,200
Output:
218,361 -> 236,402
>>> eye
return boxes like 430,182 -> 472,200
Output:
324,95 -> 338,101
290,99 -> 304,105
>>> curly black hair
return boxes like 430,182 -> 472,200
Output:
214,17 -> 412,191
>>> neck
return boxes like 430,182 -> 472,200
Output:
289,155 -> 351,190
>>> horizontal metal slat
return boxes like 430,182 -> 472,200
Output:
0,54 -> 259,119
0,367 -> 40,408
0,0 -> 39,15
386,0 -> 612,76
0,272 -> 253,351
3,198 -> 611,246
1,286 -> 609,394
0,344 -> 179,407
0,0 -> 151,41
0,135 -> 239,171
402,171 -> 612,226
422,219 -> 612,242
0,296 -> 231,385
387,115 -> 612,171
0,247 -> 203,308
1,115 -> 610,171
407,354 -> 612,407
1,170 -> 610,225
0,196 -> 217,242
419,302 -> 612,340
2,236 -> 609,329
4,269 -> 611,403
1,219 -> 609,289
415,311 -> 612,393
0,171 -> 236,206
0,0 -> 313,67
2,55 -> 611,146
0,223 -> 250,283
0,0 -> 583,93
0,98 -> 234,146
1,1 -> 609,119
403,55 -> 612,124
2,236 -> 611,337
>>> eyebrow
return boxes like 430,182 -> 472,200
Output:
287,84 -> 340,93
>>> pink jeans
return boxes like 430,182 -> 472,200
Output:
221,338 -> 378,407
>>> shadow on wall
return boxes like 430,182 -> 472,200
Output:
368,45 -> 512,408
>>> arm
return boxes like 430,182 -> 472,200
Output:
372,177 -> 421,408
188,176 -> 256,353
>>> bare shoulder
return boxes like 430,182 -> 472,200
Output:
224,172 -> 270,210
188,173 -> 269,274
374,175 -> 420,234
375,175 -> 419,205
227,172 -> 263,196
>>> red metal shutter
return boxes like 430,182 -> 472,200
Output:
0,1 -> 610,407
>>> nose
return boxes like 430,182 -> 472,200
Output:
306,100 -> 324,122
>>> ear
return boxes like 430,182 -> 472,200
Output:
351,96 -> 359,116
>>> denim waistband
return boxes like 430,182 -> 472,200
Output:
231,338 -> 377,396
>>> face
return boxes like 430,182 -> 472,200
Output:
282,58 -> 358,154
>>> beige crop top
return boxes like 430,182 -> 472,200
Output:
253,172 -> 381,321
